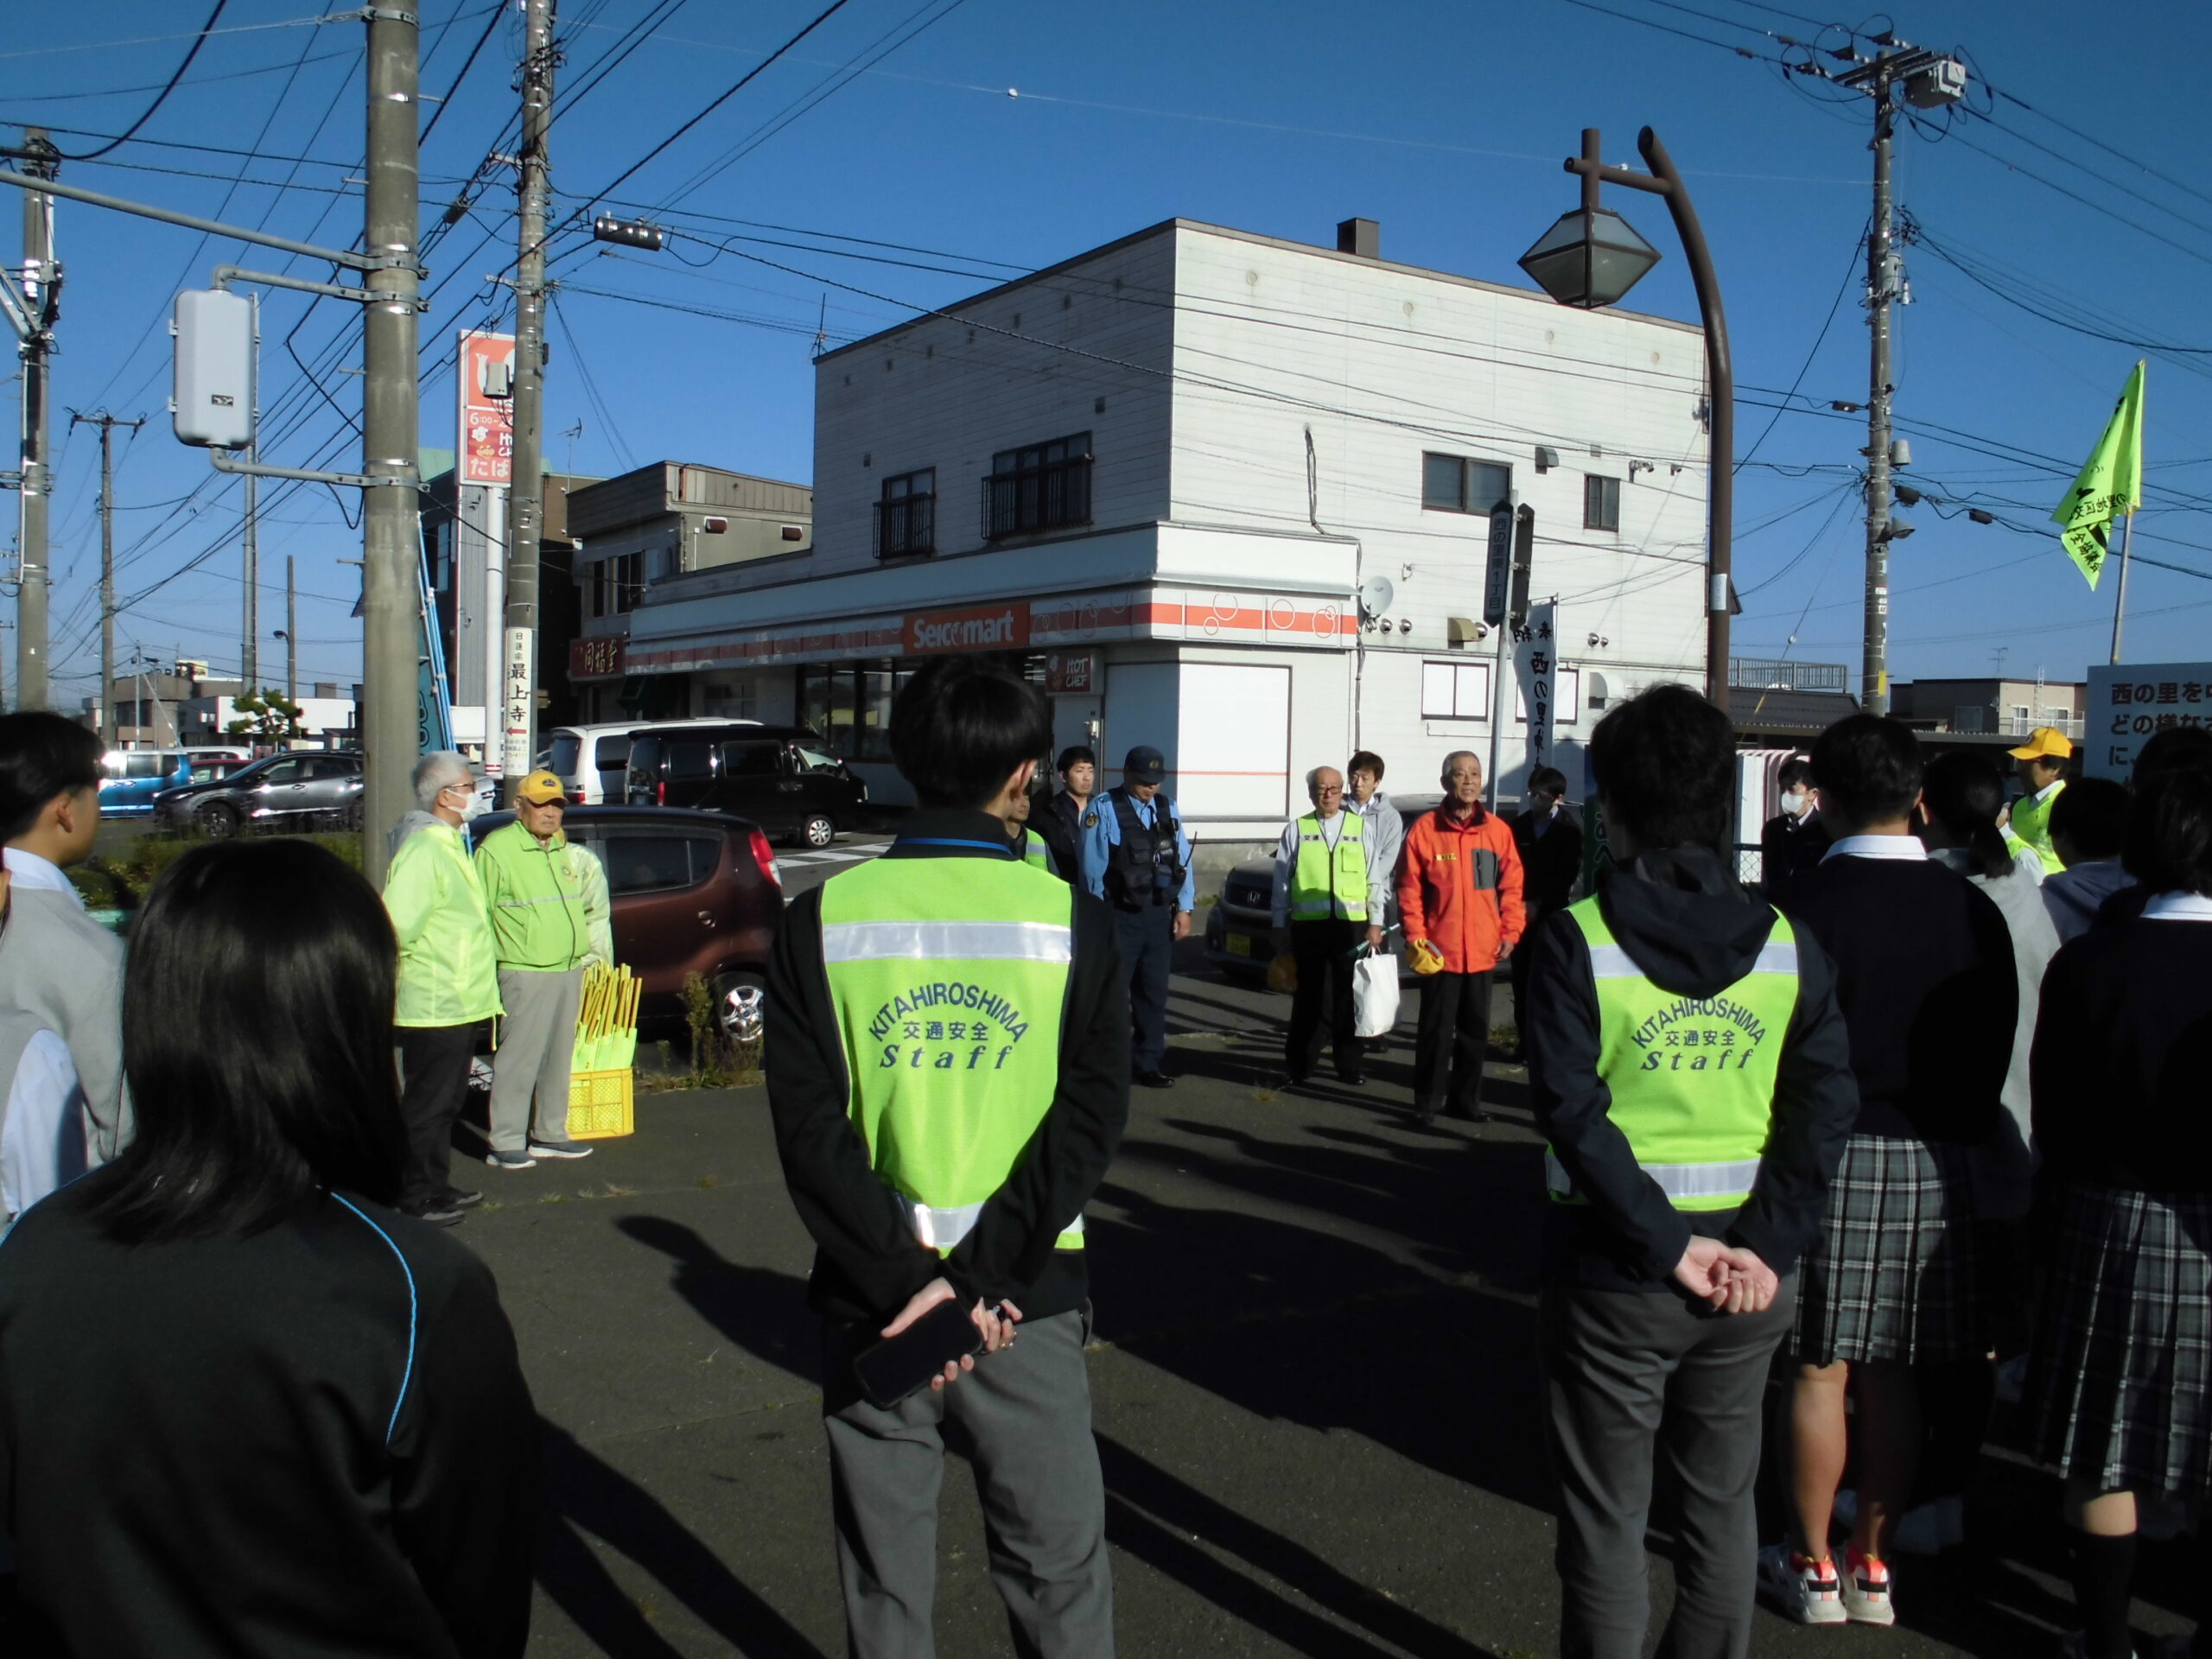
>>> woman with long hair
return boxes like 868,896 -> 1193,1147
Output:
0,840 -> 537,1657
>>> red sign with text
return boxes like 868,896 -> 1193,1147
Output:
458,330 -> 516,486
569,635 -> 626,681
905,602 -> 1031,656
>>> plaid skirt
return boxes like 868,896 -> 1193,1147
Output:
2026,1185 -> 2212,1500
1792,1133 -> 1985,1366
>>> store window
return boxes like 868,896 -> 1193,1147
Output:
982,432 -> 1091,539
798,660 -> 914,763
1421,660 -> 1491,720
1421,453 -> 1513,515
1584,474 -> 1622,532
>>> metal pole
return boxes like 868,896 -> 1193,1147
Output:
1861,73 -> 1897,717
16,130 -> 55,711
361,8 -> 422,881
2108,510 -> 2134,665
243,296 -> 259,695
287,554 -> 297,705
502,0 -> 556,798
99,420 -> 114,747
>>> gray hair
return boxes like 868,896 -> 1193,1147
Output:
412,749 -> 472,809
1305,765 -> 1344,802
1440,750 -> 1482,785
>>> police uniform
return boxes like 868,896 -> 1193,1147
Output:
1077,760 -> 1194,1084
1270,805 -> 1371,1082
765,807 -> 1131,1658
1524,850 -> 1856,1655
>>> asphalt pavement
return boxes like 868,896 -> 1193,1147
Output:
451,941 -> 2202,1659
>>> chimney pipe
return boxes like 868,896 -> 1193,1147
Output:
1336,218 -> 1379,258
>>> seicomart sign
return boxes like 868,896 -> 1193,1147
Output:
906,602 -> 1031,655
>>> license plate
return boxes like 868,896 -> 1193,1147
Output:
1226,933 -> 1252,957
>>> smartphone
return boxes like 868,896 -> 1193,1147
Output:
854,1298 -> 987,1409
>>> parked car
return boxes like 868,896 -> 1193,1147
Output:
1204,856 -> 1281,980
625,724 -> 867,849
151,749 -> 364,836
467,804 -> 781,1038
544,718 -> 751,806
99,750 -> 194,817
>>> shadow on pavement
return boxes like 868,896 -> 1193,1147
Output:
538,1421 -> 830,1659
617,1214 -> 823,1387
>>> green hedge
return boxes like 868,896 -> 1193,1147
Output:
69,830 -> 365,914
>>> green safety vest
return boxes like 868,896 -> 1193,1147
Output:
1288,811 -> 1370,923
1546,896 -> 1801,1212
1020,827 -> 1053,873
2009,782 -> 2066,871
819,851 -> 1084,1255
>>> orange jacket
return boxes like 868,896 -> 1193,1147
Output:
1397,804 -> 1527,975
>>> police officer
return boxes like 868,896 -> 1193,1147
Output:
1078,744 -> 1194,1090
1522,683 -> 1856,1653
765,658 -> 1128,1659
1271,765 -> 1382,1085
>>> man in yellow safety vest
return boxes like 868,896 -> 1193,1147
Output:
766,658 -> 1128,1658
1270,764 -> 1386,1085
1523,683 -> 1857,1652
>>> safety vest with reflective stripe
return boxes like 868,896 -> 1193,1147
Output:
819,851 -> 1084,1254
1288,811 -> 1370,922
1020,827 -> 1054,874
1545,895 -> 1800,1213
2006,785 -> 2065,872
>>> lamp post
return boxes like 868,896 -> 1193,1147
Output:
1520,127 -> 1733,702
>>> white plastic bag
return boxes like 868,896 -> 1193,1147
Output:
1351,950 -> 1401,1038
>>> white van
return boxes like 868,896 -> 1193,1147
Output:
543,718 -> 753,804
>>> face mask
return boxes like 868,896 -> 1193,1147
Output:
458,794 -> 490,823
1780,790 -> 1810,818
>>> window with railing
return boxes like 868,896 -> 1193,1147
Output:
874,468 -> 935,559
982,432 -> 1091,539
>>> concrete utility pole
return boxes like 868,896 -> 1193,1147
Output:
360,8 -> 423,883
15,129 -> 58,711
242,448 -> 258,694
501,0 -> 557,797
285,554 -> 296,705
70,410 -> 144,748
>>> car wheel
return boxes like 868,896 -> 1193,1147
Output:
797,814 -> 836,850
712,971 -> 766,1046
195,801 -> 239,839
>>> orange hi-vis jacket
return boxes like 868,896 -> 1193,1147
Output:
1396,803 -> 1527,975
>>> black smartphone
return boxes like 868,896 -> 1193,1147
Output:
854,1298 -> 986,1409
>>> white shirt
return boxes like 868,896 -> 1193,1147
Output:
1822,833 -> 1929,862
2144,892 -> 2212,921
2032,779 -> 2064,806
3,1028 -> 87,1223
3,846 -> 81,899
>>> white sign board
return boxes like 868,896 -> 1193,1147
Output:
1516,601 -> 1560,779
2082,660 -> 2212,780
502,626 -> 535,782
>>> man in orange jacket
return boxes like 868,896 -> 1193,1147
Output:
1398,751 -> 1526,1125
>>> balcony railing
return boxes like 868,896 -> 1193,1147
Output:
981,454 -> 1092,541
1728,658 -> 1848,692
874,494 -> 935,560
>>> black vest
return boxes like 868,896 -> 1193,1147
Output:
1106,788 -> 1184,910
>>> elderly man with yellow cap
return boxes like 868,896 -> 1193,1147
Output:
2006,727 -> 2072,874
475,769 -> 613,1168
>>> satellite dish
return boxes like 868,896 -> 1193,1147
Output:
1357,575 -> 1395,616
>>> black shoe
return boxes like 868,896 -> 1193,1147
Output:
1445,1104 -> 1489,1123
1414,1105 -> 1440,1126
1133,1069 -> 1176,1090
442,1186 -> 485,1210
1273,1071 -> 1310,1091
404,1201 -> 466,1227
1338,1071 -> 1366,1087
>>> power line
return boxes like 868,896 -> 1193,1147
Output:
47,0 -> 229,159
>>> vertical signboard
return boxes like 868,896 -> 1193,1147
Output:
2083,661 -> 2212,780
1516,600 -> 1559,783
503,626 -> 535,781
1483,504 -> 1513,626
458,331 -> 517,486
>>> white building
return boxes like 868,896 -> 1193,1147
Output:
609,216 -> 1713,849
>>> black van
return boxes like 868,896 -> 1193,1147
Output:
625,724 -> 868,849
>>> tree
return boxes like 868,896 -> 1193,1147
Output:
226,690 -> 306,742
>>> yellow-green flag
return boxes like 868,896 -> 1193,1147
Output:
2052,360 -> 2145,589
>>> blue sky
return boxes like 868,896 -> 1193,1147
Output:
6,0 -> 2209,703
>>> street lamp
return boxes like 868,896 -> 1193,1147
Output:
1520,127 -> 1734,702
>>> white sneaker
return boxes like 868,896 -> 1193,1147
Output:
1840,1549 -> 1896,1626
1758,1543 -> 1847,1625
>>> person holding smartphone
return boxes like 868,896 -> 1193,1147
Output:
766,658 -> 1130,1659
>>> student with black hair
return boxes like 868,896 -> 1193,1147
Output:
2027,760 -> 2212,1659
1034,745 -> 1096,883
2091,728 -> 2212,931
766,657 -> 1128,1659
2043,777 -> 2133,943
0,711 -> 128,1161
1763,715 -> 2016,1625
1759,756 -> 1829,906
0,839 -> 538,1656
1525,683 -> 1855,1655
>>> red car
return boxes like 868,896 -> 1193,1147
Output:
469,804 -> 780,1039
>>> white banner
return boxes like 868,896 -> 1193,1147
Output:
502,626 -> 535,782
1516,600 -> 1559,780
2083,661 -> 2212,780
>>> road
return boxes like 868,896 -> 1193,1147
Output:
454,944 -> 2195,1659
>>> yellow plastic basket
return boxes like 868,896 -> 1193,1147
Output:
566,1067 -> 634,1141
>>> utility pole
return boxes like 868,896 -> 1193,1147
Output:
69,410 -> 145,748
286,554 -> 297,706
242,454 -> 259,692
360,8 -> 423,882
15,129 -> 58,711
502,0 -> 557,798
1828,39 -> 1965,718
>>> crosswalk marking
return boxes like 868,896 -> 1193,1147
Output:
779,843 -> 887,868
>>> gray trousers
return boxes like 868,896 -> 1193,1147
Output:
488,966 -> 583,1152
1541,1275 -> 1797,1659
822,1306 -> 1113,1659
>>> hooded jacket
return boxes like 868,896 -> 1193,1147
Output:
473,822 -> 613,973
383,822 -> 502,1028
1525,848 -> 1859,1293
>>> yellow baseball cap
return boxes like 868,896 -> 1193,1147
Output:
517,768 -> 568,804
2007,727 -> 2073,761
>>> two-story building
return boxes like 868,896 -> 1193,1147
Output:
607,215 -> 1714,842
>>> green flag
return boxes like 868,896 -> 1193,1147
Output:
2052,360 -> 2145,589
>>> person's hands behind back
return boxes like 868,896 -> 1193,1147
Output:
880,1275 -> 1027,1392
1672,1236 -> 1738,1310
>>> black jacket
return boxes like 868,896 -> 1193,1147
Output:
1525,848 -> 1859,1293
1035,790 -> 1088,886
1514,803 -> 1584,912
0,1178 -> 538,1658
1760,810 -> 1831,906
765,809 -> 1130,1325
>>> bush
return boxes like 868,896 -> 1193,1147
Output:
71,830 -> 364,914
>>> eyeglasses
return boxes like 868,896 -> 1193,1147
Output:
1315,784 -> 1344,795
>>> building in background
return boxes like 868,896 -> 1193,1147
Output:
605,216 -> 1712,846
567,461 -> 813,722
176,683 -> 359,747
86,660 -> 239,747
1891,676 -> 2086,739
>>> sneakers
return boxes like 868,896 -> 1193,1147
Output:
402,1200 -> 466,1227
1840,1548 -> 1896,1626
528,1138 -> 594,1160
442,1186 -> 485,1210
485,1148 -> 537,1171
1758,1545 -> 1846,1625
